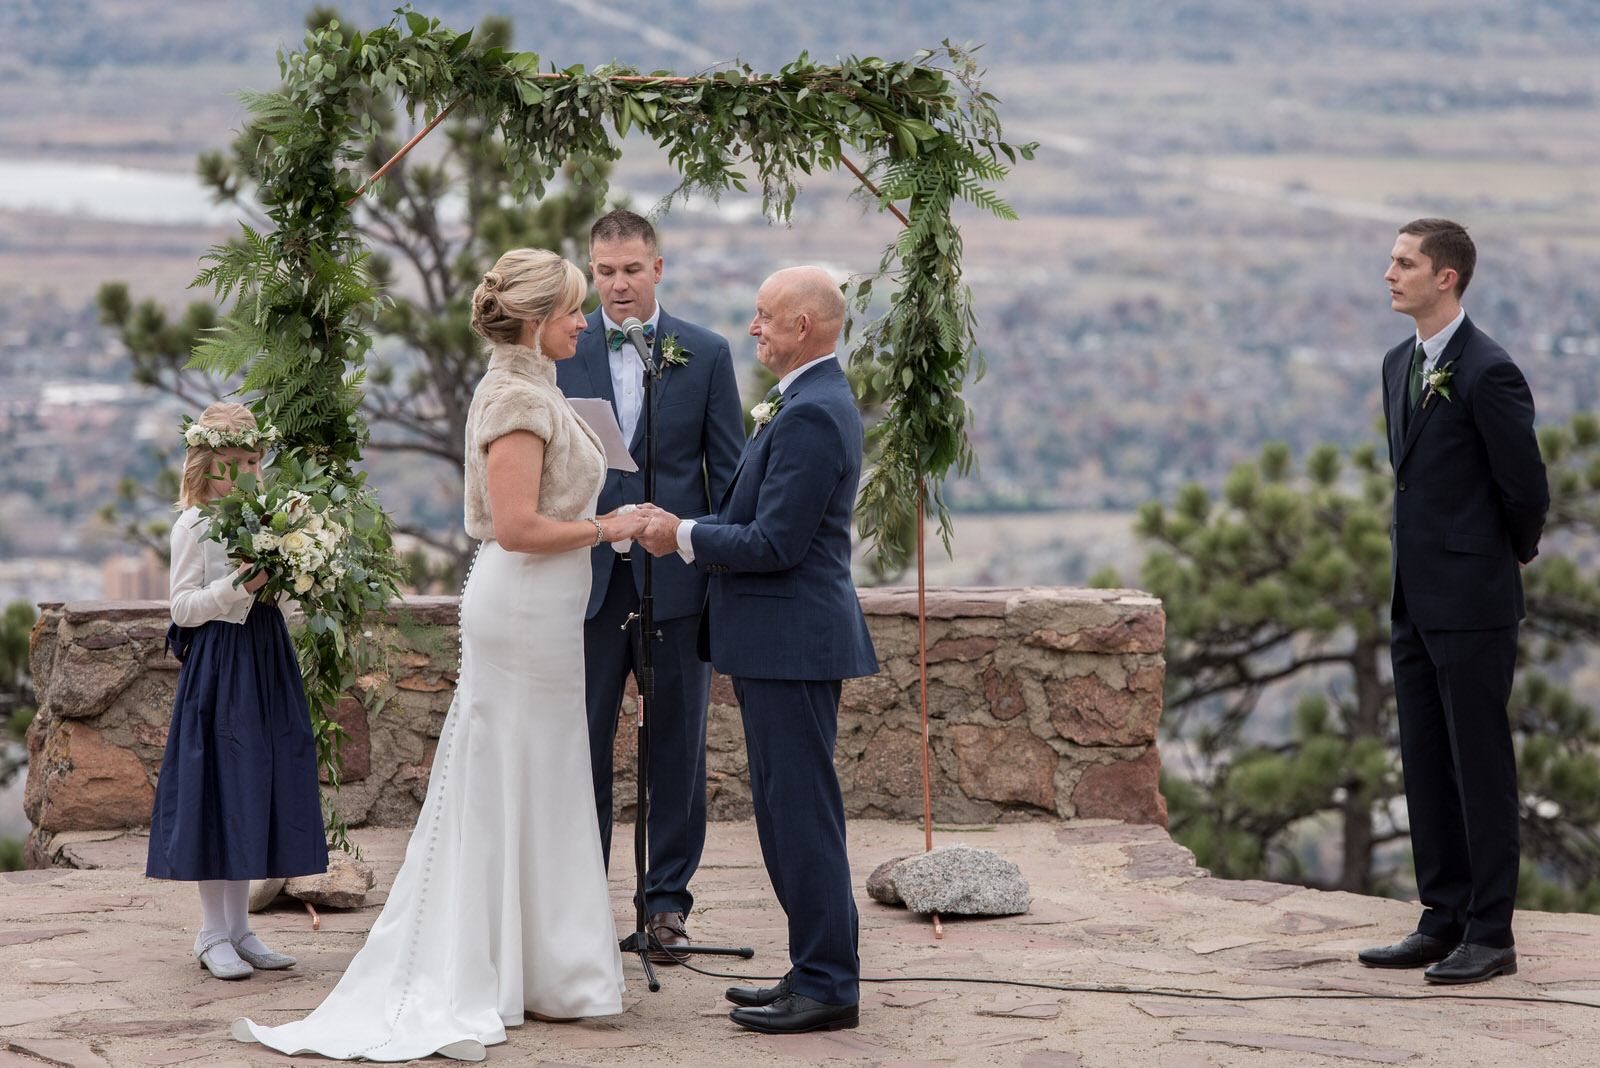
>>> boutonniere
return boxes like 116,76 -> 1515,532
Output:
658,333 -> 690,369
750,394 -> 783,434
1421,360 -> 1457,408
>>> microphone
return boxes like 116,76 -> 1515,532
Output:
620,317 -> 654,371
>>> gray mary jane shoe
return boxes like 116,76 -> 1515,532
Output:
196,936 -> 254,980
232,932 -> 296,970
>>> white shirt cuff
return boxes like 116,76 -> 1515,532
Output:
676,518 -> 696,563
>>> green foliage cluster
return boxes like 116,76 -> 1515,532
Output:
1116,421 -> 1600,911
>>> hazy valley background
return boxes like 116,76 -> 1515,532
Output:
3,0 -> 1599,845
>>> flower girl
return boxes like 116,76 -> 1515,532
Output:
146,402 -> 328,980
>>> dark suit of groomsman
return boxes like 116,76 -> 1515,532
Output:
1361,219 -> 1548,985
554,211 -> 743,958
635,266 -> 877,1034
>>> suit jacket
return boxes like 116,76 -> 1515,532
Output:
1382,315 -> 1549,631
691,359 -> 879,681
556,308 -> 743,622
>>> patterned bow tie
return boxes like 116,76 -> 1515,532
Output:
606,323 -> 654,351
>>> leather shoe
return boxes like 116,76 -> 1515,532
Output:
729,992 -> 858,1034
726,970 -> 793,1007
1357,931 -> 1455,968
1425,942 -> 1517,984
648,911 -> 689,965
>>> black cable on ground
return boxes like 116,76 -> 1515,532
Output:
654,951 -> 1600,1011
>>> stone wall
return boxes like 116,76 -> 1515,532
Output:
23,587 -> 1166,867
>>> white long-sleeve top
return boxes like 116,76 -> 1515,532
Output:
168,506 -> 256,627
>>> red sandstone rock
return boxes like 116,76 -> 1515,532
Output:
33,723 -> 155,833
1072,747 -> 1168,827
855,727 -> 929,799
322,696 -> 372,783
982,664 -> 1027,721
394,673 -> 451,692
925,636 -> 998,663
948,725 -> 1058,810
1046,675 -> 1160,746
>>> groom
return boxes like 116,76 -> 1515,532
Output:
555,210 -> 744,961
636,265 -> 878,1034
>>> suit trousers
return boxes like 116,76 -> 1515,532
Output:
1390,580 -> 1521,948
584,553 -> 710,916
733,675 -> 860,1006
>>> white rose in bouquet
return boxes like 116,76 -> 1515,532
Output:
293,572 -> 316,594
283,530 -> 313,555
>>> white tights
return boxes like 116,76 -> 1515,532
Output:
195,880 -> 277,961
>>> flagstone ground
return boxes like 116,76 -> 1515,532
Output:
4,819 -> 1600,1066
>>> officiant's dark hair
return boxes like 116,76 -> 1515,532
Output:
1399,218 -> 1475,298
589,209 -> 657,255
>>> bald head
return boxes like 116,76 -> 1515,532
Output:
750,266 -> 846,378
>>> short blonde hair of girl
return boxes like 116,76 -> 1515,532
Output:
470,248 -> 587,349
178,402 -> 259,509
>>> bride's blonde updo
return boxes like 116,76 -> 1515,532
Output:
470,248 -> 587,348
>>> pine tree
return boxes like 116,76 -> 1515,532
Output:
1103,421 -> 1600,910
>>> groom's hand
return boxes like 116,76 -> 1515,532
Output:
634,506 -> 682,556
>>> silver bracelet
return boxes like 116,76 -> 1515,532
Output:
587,516 -> 604,545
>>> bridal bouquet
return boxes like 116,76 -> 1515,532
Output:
200,453 -> 374,617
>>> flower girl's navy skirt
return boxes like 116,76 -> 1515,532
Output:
146,602 -> 329,881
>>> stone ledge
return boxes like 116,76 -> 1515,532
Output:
26,587 -> 1169,863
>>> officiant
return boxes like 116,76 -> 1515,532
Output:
555,209 -> 745,962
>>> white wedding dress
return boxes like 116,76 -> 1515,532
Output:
233,537 -> 625,1061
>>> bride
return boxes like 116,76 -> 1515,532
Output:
233,248 -> 648,1061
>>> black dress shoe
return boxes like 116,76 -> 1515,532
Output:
1425,942 -> 1517,984
726,970 -> 793,1008
1357,931 -> 1456,968
729,992 -> 859,1034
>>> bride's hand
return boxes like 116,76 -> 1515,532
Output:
599,509 -> 650,542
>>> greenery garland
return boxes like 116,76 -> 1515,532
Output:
187,9 -> 1032,808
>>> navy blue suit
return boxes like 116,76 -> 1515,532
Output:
555,307 -> 743,916
1382,314 -> 1548,948
690,357 -> 878,1006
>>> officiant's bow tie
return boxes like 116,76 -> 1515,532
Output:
606,324 -> 654,351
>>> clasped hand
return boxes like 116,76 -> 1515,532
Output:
632,503 -> 683,557
597,506 -> 650,542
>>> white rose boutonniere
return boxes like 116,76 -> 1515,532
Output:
658,333 -> 690,369
750,394 -> 784,435
1421,361 -> 1457,409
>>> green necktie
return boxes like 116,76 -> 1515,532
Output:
1407,342 -> 1427,408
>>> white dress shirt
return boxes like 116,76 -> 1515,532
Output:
599,305 -> 661,447
674,353 -> 840,562
169,506 -> 256,627
1417,308 -> 1466,374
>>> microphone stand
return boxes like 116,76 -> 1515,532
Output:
615,324 -> 753,991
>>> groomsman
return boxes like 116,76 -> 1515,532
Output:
637,266 -> 878,1033
1359,218 -> 1548,984
555,210 -> 744,961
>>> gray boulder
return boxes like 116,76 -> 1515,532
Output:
889,844 -> 1031,916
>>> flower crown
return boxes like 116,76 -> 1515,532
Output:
180,416 -> 281,451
